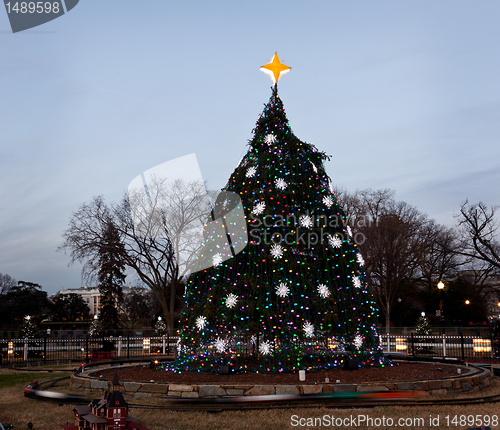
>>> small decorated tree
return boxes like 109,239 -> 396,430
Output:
20,315 -> 37,339
154,316 -> 168,336
89,315 -> 103,338
414,312 -> 434,354
415,312 -> 432,335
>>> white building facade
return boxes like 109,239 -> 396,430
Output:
56,286 -> 133,317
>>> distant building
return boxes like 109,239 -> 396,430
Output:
56,286 -> 134,317
61,373 -> 150,430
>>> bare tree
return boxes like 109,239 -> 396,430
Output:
455,200 -> 500,312
365,201 -> 430,332
0,273 -> 16,294
417,221 -> 463,291
335,188 -> 432,332
456,200 -> 500,270
60,179 -> 211,333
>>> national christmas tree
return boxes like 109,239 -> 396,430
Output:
174,54 -> 385,373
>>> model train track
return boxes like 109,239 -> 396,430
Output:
24,378 -> 500,411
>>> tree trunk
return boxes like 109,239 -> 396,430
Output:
385,296 -> 391,335
168,280 -> 178,335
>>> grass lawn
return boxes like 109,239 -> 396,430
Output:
1,367 -> 499,429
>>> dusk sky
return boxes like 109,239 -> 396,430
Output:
2,1 -> 500,296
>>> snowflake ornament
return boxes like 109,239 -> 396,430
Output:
259,340 -> 273,355
299,215 -> 313,229
310,162 -> 318,173
317,284 -> 330,298
352,277 -> 362,289
195,316 -> 207,331
212,252 -> 223,267
347,226 -> 353,237
322,195 -> 334,208
225,293 -> 238,308
353,335 -> 363,349
246,166 -> 257,178
356,253 -> 365,266
214,338 -> 228,353
276,282 -> 290,298
253,201 -> 266,215
264,134 -> 276,145
274,178 -> 287,190
327,234 -> 342,248
303,321 -> 315,337
270,244 -> 284,259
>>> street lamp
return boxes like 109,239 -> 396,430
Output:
397,298 -> 402,327
465,300 -> 470,305
437,281 -> 445,330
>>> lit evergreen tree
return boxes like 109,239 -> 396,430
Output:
176,82 -> 384,373
20,315 -> 37,339
97,221 -> 126,330
415,312 -> 432,335
89,315 -> 103,338
154,316 -> 168,336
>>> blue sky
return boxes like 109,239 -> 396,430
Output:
2,1 -> 500,295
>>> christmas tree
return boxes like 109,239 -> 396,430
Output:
415,312 -> 432,335
175,54 -> 384,373
20,315 -> 37,339
155,316 -> 168,336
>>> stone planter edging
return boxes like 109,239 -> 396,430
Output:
70,363 -> 492,399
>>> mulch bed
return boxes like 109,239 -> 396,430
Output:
94,362 -> 467,385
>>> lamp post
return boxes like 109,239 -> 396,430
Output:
437,281 -> 445,332
465,300 -> 471,325
397,297 -> 402,328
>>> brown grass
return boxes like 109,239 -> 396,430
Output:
1,367 -> 499,430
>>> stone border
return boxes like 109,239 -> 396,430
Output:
70,362 -> 492,399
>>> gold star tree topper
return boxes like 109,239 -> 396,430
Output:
260,52 -> 291,84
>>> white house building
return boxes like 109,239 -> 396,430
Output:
56,286 -> 134,317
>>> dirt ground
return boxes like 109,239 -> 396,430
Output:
95,361 -> 468,384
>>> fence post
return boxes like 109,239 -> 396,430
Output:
411,332 -> 415,356
167,333 -> 170,355
24,340 -> 28,362
162,336 -> 165,355
43,336 -> 47,364
442,333 -> 447,357
127,335 -> 130,360
460,332 -> 465,361
118,336 -> 122,357
85,336 -> 89,364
